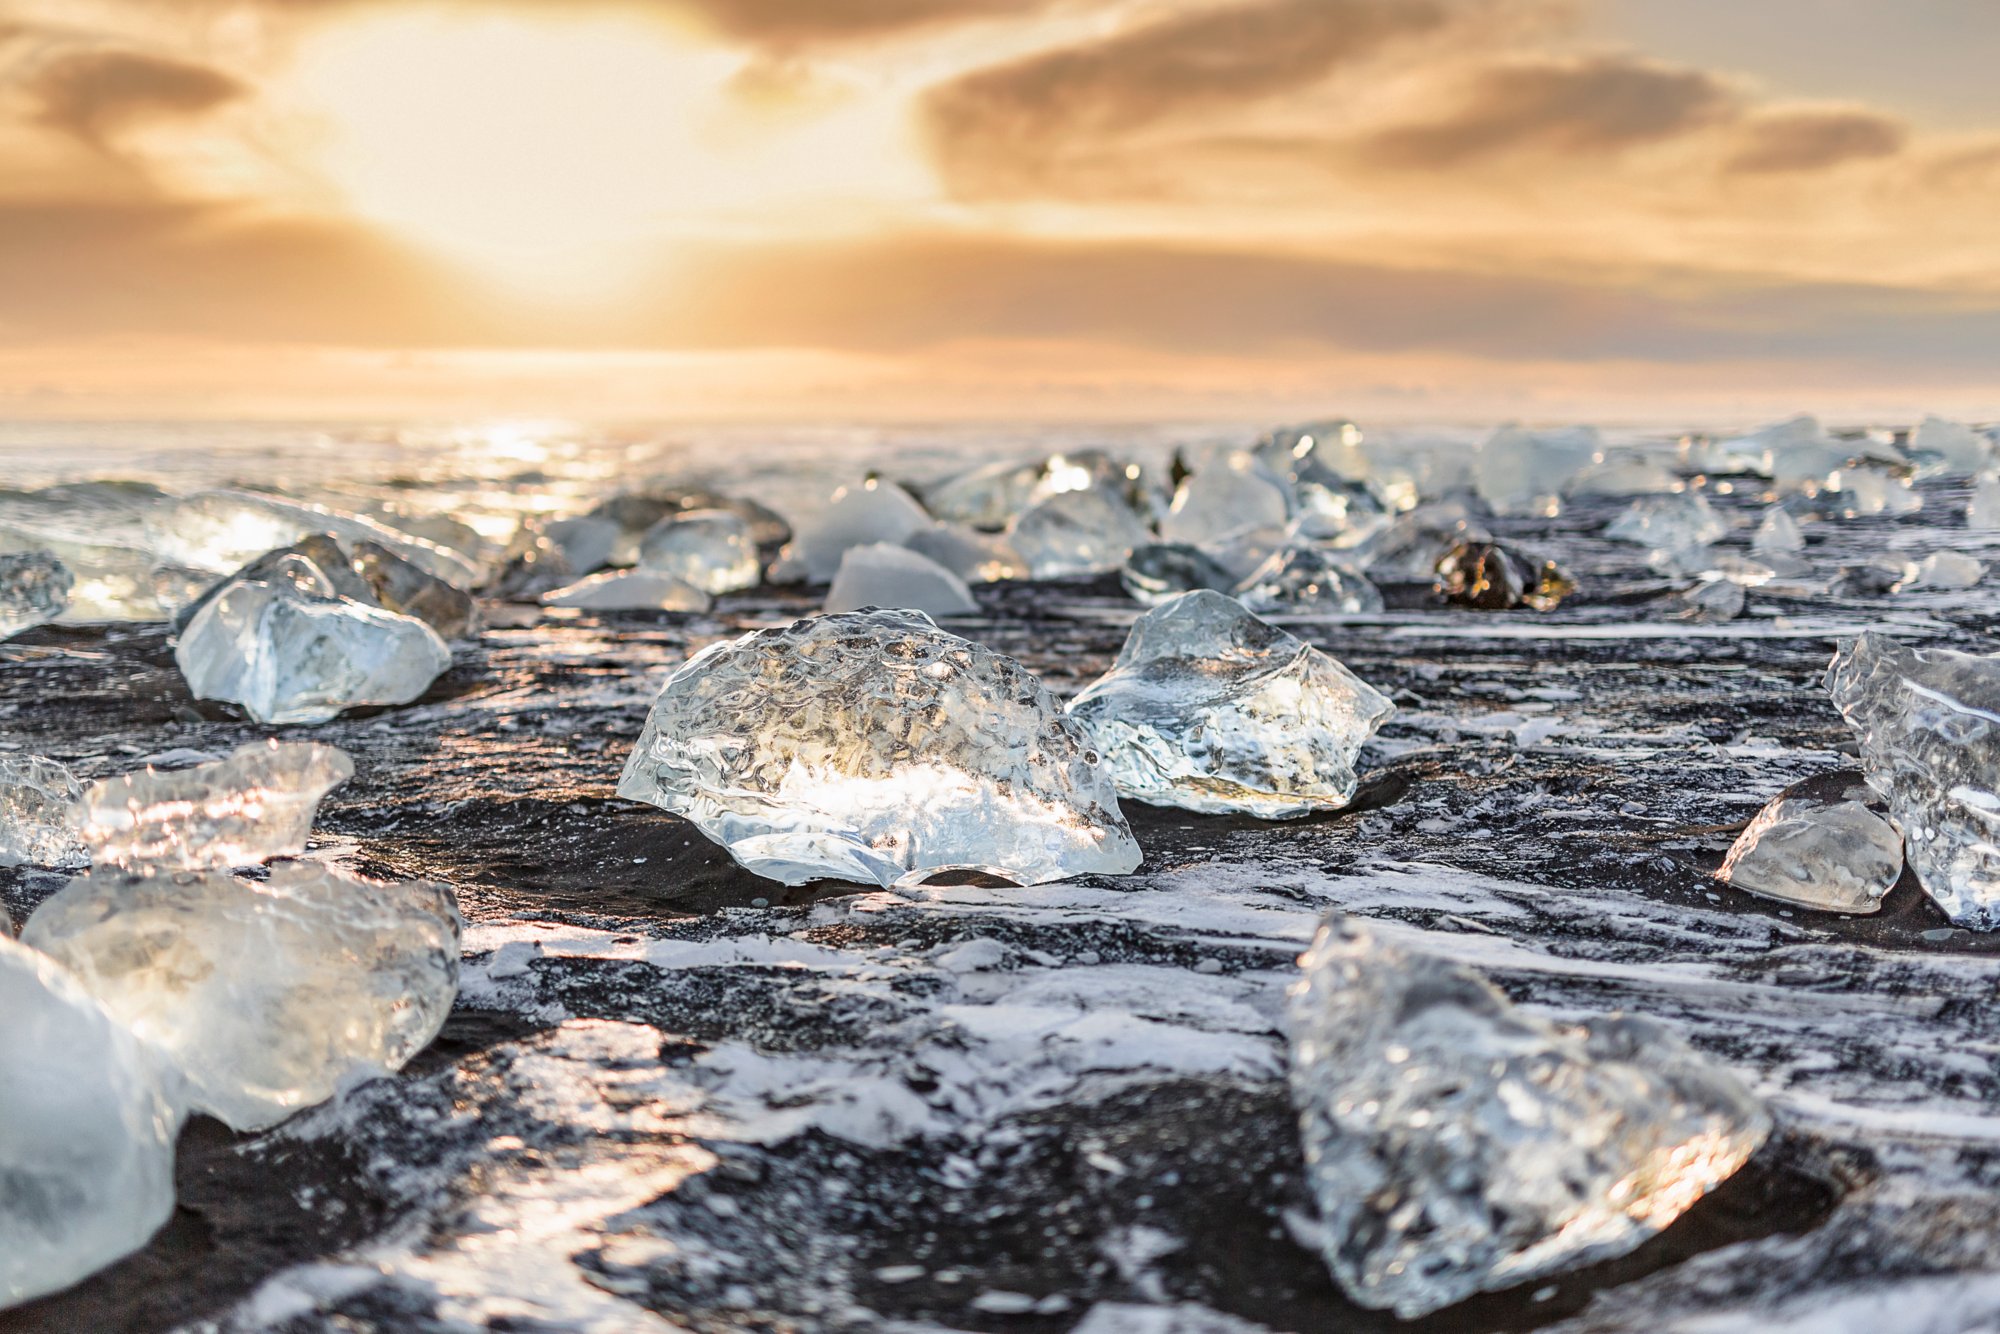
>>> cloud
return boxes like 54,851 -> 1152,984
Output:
1725,108 -> 1907,174
669,0 -> 1051,45
924,0 -> 1465,192
28,47 -> 246,147
1357,55 -> 1736,166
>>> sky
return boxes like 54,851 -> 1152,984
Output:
0,0 -> 1995,423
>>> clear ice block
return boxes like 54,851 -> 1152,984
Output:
904,523 -> 1026,585
637,509 -> 761,594
24,863 -> 461,1131
1159,452 -> 1291,546
778,480 -> 931,583
1008,487 -> 1154,579
0,551 -> 72,639
1067,591 -> 1393,818
617,609 -> 1140,887
1473,426 -> 1598,517
1287,914 -> 1770,1317
0,754 -> 88,869
823,543 -> 978,616
540,569 -> 711,612
77,740 -> 354,871
1234,546 -> 1383,616
1717,771 -> 1901,914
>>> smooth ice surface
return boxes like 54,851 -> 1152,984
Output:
780,480 -> 930,583
542,516 -> 620,577
1287,915 -> 1770,1318
1909,416 -> 1990,478
1718,772 -> 1901,914
0,934 -> 181,1309
1121,543 -> 1238,606
636,510 -> 760,594
1751,507 -> 1806,557
0,551 -> 72,638
1828,634 -> 2000,929
617,609 -> 1140,887
921,451 -> 1148,532
1903,550 -> 1983,590
1008,487 -> 1154,579
0,754 -> 88,868
541,569 -> 710,612
1435,542 -> 1576,611
176,573 -> 453,725
823,543 -> 978,616
1234,546 -> 1383,616
24,864 -> 462,1132
1969,475 -> 2000,530
1604,491 -> 1727,561
1068,591 -> 1393,818
1474,426 -> 1598,517
1159,452 -> 1290,546
904,522 -> 1026,585
78,739 -> 353,871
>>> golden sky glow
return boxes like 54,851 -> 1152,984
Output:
0,0 -> 1996,420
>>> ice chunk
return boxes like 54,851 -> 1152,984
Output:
0,754 -> 88,869
920,451 -> 1149,532
588,488 -> 790,565
351,541 -> 476,639
1665,577 -> 1745,622
148,489 -> 480,589
1360,502 -> 1491,581
77,740 -> 352,871
1287,915 -> 1769,1317
1568,449 -> 1682,497
618,609 -> 1140,887
1435,542 -> 1575,611
824,543 -> 978,616
175,570 -> 453,725
1067,591 -> 1393,818
1909,415 -> 1990,479
636,509 -> 760,594
169,533 -> 371,634
1718,771 -> 1901,914
24,863 -> 460,1131
0,935 -> 182,1309
540,570 -> 710,612
1121,543 -> 1238,607
543,515 -> 621,576
1008,487 -> 1154,579
1828,634 -> 2000,928
1830,465 -> 1921,517
1968,474 -> 2000,530
1604,491 -> 1727,562
1159,452 -> 1290,546
1473,426 -> 1598,517
1234,546 -> 1383,616
0,551 -> 72,639
904,522 -> 1026,584
776,480 -> 930,583
1751,507 -> 1805,557
0,482 -> 190,622
1901,550 -> 1983,590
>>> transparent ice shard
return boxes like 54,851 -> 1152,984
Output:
1968,475 -> 2000,530
148,489 -> 480,589
23,863 -> 461,1132
1901,550 -> 1983,590
1667,577 -> 1746,622
1067,591 -> 1393,818
1830,465 -> 1921,517
1473,425 -> 1599,517
920,451 -> 1149,532
1604,491 -> 1727,563
1828,633 -> 2000,928
0,551 -> 72,638
1121,543 -> 1239,607
1234,546 -> 1383,616
0,754 -> 88,869
1435,542 -> 1576,611
0,934 -> 182,1310
1008,487 -> 1154,579
543,515 -> 621,577
77,740 -> 353,871
1751,507 -> 1805,558
589,488 -> 790,565
1286,915 -> 1770,1318
540,569 -> 710,612
1718,771 -> 1901,914
777,480 -> 931,583
1360,502 -> 1491,581
351,540 -> 477,639
175,571 -> 453,726
617,609 -> 1139,887
1908,415 -> 1990,480
824,543 -> 978,616
637,509 -> 761,594
0,483 -> 187,622
904,522 -> 1027,585
1568,449 -> 1682,497
1159,452 -> 1291,546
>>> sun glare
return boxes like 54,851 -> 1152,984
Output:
279,8 -> 932,292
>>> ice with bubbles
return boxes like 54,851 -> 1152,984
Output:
0,754 -> 88,869
824,543 -> 977,616
1718,771 -> 1902,914
0,934 -> 182,1309
24,863 -> 461,1132
1068,591 -> 1393,818
1828,634 -> 2000,929
618,609 -> 1140,887
77,740 -> 353,871
1287,915 -> 1770,1317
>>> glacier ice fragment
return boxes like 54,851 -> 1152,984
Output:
637,509 -> 760,594
1828,633 -> 2000,929
1751,507 -> 1805,558
1361,502 -> 1490,581
1067,591 -> 1393,818
0,934 -> 181,1309
1717,771 -> 1901,914
1909,415 -> 1990,479
1287,914 -> 1770,1318
777,480 -> 930,583
1159,452 -> 1290,546
541,569 -> 710,612
0,551 -> 72,639
351,540 -> 476,639
0,754 -> 88,868
148,490 -> 480,589
824,543 -> 978,616
904,522 -> 1026,584
1435,542 -> 1575,611
1667,577 -> 1745,622
1968,475 -> 2000,530
77,739 -> 353,871
920,451 -> 1150,532
543,516 -> 621,577
1008,487 -> 1154,579
1901,550 -> 1983,590
1604,491 -> 1727,562
1474,426 -> 1598,517
1234,546 -> 1383,616
617,609 -> 1140,887
1121,543 -> 1238,607
23,863 -> 461,1131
